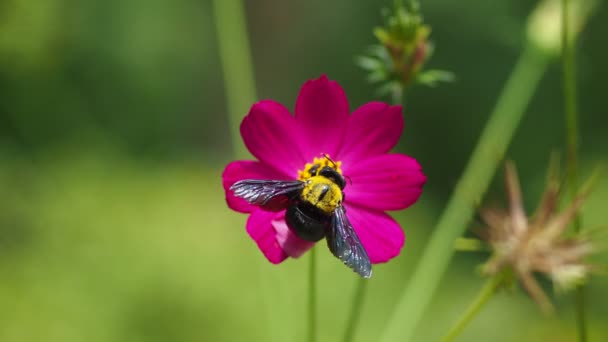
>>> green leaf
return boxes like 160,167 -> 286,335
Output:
356,56 -> 384,71
373,28 -> 390,44
417,69 -> 456,87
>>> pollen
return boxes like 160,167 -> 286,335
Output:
297,155 -> 343,181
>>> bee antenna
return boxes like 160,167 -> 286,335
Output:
322,153 -> 337,167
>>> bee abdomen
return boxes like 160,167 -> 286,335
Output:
285,203 -> 329,242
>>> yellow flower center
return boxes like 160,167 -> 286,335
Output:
297,156 -> 343,181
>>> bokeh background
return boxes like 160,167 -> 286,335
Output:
1,0 -> 606,341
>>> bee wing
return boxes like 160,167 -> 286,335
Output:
327,206 -> 372,278
230,179 -> 305,211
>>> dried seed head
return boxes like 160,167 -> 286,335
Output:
478,161 -> 596,313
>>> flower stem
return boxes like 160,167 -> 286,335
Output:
309,246 -> 317,342
379,42 -> 550,342
441,275 -> 503,342
575,285 -> 587,342
562,0 -> 579,188
341,279 -> 368,342
212,0 -> 256,159
561,0 -> 586,340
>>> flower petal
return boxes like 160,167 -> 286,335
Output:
343,154 -> 426,211
246,209 -> 315,264
337,102 -> 404,164
241,100 -> 306,177
222,160 -> 286,213
344,204 -> 405,263
272,212 -> 315,258
246,209 -> 288,264
295,75 -> 349,159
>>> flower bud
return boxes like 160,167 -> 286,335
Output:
358,0 -> 452,99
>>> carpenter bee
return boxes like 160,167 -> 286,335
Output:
230,157 -> 372,278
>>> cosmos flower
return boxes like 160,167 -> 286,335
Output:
478,161 -> 595,313
222,75 -> 426,265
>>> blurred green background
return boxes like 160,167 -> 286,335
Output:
0,0 -> 607,341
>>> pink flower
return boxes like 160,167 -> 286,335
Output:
222,75 -> 426,266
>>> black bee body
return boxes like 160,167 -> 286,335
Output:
286,198 -> 331,242
230,163 -> 372,278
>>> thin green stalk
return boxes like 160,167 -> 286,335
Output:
574,272 -> 588,342
561,0 -> 586,340
342,279 -> 368,342
213,0 -> 256,159
441,276 -> 503,342
379,43 -> 550,342
562,0 -> 579,186
309,247 -> 317,342
391,86 -> 404,106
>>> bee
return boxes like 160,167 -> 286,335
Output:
230,157 -> 372,278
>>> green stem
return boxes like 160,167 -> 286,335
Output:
441,276 -> 503,342
562,0 -> 579,191
391,86 -> 404,106
309,247 -> 317,342
342,279 -> 368,342
561,0 -> 586,340
575,285 -> 587,342
379,43 -> 550,342
212,0 -> 256,159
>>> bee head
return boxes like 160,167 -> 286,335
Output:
318,166 -> 346,190
297,154 -> 344,184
